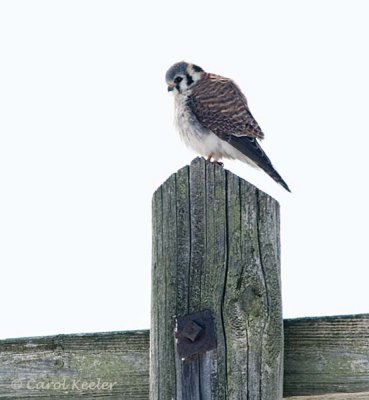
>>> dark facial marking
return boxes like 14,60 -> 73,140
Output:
192,64 -> 203,73
186,74 -> 194,86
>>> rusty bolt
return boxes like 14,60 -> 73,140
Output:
181,320 -> 203,342
176,310 -> 217,358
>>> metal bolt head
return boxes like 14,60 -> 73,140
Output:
175,309 -> 217,358
181,320 -> 203,342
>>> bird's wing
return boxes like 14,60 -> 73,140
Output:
188,73 -> 290,192
227,135 -> 291,192
188,73 -> 264,140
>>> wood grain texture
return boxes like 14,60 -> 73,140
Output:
1,315 -> 369,398
284,393 -> 369,400
284,314 -> 369,397
0,330 -> 149,399
151,157 -> 283,399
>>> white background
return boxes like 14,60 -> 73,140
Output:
1,1 -> 368,339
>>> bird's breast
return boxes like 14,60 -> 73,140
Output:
172,94 -> 256,165
174,95 -> 211,154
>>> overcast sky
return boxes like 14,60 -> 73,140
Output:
1,1 -> 368,339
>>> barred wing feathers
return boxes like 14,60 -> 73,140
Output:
188,73 -> 265,140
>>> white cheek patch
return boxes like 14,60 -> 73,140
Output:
178,72 -> 201,93
179,80 -> 187,92
191,71 -> 202,82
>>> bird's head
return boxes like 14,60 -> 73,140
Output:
166,61 -> 204,94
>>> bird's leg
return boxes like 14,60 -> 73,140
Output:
207,154 -> 224,167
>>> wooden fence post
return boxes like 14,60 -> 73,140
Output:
151,157 -> 283,400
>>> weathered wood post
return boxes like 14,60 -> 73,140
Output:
151,157 -> 283,399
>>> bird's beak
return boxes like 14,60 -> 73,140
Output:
167,85 -> 174,92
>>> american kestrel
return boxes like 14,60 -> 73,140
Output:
165,61 -> 291,192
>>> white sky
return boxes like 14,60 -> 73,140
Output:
1,1 -> 368,340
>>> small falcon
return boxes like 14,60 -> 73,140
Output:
165,61 -> 291,192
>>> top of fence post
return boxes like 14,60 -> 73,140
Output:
151,157 -> 283,400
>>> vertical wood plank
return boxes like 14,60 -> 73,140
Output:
151,158 -> 283,399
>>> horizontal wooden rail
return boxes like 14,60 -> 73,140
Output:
284,314 -> 369,397
285,393 -> 369,400
0,330 -> 149,399
0,314 -> 368,399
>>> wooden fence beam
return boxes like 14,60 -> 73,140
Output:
284,393 -> 369,400
151,157 -> 283,399
284,314 -> 369,396
1,314 -> 369,398
0,330 -> 149,399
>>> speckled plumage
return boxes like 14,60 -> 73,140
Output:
188,73 -> 264,140
166,61 -> 291,192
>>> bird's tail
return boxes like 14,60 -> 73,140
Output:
229,135 -> 291,192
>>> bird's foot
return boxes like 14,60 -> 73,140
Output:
206,154 -> 224,167
209,160 -> 224,167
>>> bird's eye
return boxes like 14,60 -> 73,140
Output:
174,76 -> 183,84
